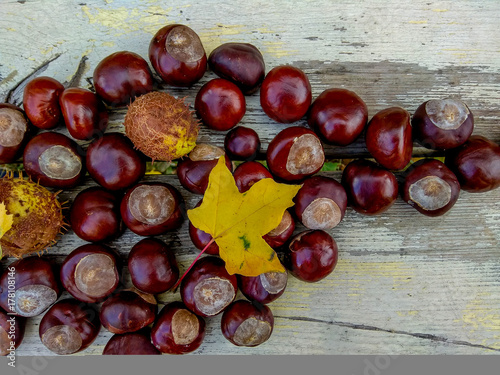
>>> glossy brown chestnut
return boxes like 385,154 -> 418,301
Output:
189,199 -> 220,255
103,331 -> 161,355
151,301 -> 206,354
23,132 -> 85,189
294,176 -> 347,229
260,65 -> 312,123
224,126 -> 260,161
195,78 -> 246,131
23,76 -> 64,129
121,182 -> 184,236
402,159 -> 460,216
93,51 -> 154,106
0,103 -> 32,163
285,230 -> 338,283
128,238 -> 179,294
208,43 -> 265,95
238,271 -> 288,304
308,88 -> 368,146
267,126 -> 325,182
233,161 -> 273,193
100,290 -> 156,334
176,144 -> 232,194
262,210 -> 296,249
221,300 -> 274,347
341,159 -> 398,215
445,135 -> 500,193
149,24 -> 207,87
180,256 -> 238,317
365,107 -> 413,170
412,98 -> 474,150
59,87 -> 109,140
0,307 -> 26,356
0,257 -> 61,317
86,132 -> 146,191
39,298 -> 100,355
60,244 -> 120,303
70,187 -> 122,243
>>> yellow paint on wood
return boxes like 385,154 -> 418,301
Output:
198,24 -> 248,54
408,20 -> 428,24
432,9 -> 449,12
262,41 -> 298,58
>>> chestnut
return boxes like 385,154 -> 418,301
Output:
151,301 -> 206,354
260,65 -> 312,123
59,87 -> 109,140
402,159 -> 460,216
233,161 -> 273,193
23,76 -> 64,129
149,24 -> 207,87
23,132 -> 85,189
176,144 -> 232,194
267,126 -> 325,182
70,187 -> 122,243
308,88 -> 368,146
39,298 -> 100,355
60,244 -> 120,303
294,176 -> 347,230
0,307 -> 26,356
128,238 -> 179,294
445,135 -> 500,193
262,210 -> 295,249
341,159 -> 398,215
189,199 -> 220,255
221,300 -> 274,347
103,331 -> 161,355
180,256 -> 238,317
195,78 -> 246,131
0,103 -> 32,163
100,290 -> 156,334
0,257 -> 61,317
224,126 -> 260,161
121,182 -> 184,236
86,132 -> 146,191
412,98 -> 474,150
285,230 -> 339,283
238,271 -> 288,305
208,42 -> 265,95
93,51 -> 154,106
365,107 -> 413,170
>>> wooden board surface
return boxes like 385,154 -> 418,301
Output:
0,0 -> 499,355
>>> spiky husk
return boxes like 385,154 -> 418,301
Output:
124,91 -> 199,161
0,174 -> 65,258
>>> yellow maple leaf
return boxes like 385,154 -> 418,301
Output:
188,156 -> 301,276
0,202 -> 14,259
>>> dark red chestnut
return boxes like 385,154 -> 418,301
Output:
233,161 -> 273,193
0,257 -> 61,317
59,87 -> 109,140
86,132 -> 146,191
195,78 -> 246,131
365,107 -> 413,170
445,135 -> 500,193
176,144 -> 232,194
267,126 -> 325,182
189,199 -> 219,256
263,210 -> 296,249
260,65 -> 312,123
285,230 -> 338,283
70,187 -> 122,243
23,132 -> 85,189
103,331 -> 160,355
238,271 -> 288,304
341,159 -> 398,215
224,126 -> 260,161
23,76 -> 64,129
180,256 -> 238,317
128,238 -> 179,294
208,43 -> 265,95
412,98 -> 474,150
402,159 -> 460,216
39,298 -> 100,355
294,176 -> 347,229
308,88 -> 368,146
221,300 -> 274,347
93,51 -> 154,106
60,244 -> 120,303
0,307 -> 26,356
149,24 -> 207,87
121,182 -> 183,236
0,103 -> 32,163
